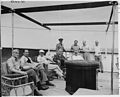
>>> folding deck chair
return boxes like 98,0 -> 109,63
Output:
1,62 -> 35,96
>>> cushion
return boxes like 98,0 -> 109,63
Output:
1,62 -> 9,75
65,60 -> 99,69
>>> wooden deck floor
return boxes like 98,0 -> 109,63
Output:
39,79 -> 70,96
39,72 -> 119,95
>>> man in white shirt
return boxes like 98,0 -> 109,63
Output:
20,50 -> 54,89
37,50 -> 64,79
72,51 -> 84,60
94,41 -> 103,73
81,41 -> 90,61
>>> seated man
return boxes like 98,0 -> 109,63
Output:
7,49 -> 42,96
20,50 -> 54,87
37,50 -> 64,79
72,51 -> 84,60
53,49 -> 66,70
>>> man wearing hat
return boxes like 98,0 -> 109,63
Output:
37,50 -> 55,86
55,38 -> 66,70
37,50 -> 64,79
56,38 -> 66,53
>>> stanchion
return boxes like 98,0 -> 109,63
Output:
111,2 -> 116,94
11,11 -> 14,51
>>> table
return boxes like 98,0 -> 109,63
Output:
65,60 -> 99,95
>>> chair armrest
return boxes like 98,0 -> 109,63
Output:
11,75 -> 28,80
2,76 -> 12,80
1,82 -> 34,88
2,75 -> 28,81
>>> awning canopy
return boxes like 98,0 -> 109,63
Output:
1,1 -> 118,49
1,1 -> 118,31
2,1 -> 117,14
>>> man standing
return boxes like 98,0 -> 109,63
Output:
71,40 -> 80,54
20,50 -> 53,89
56,38 -> 66,53
72,51 -> 84,60
81,41 -> 90,61
94,41 -> 103,73
55,38 -> 66,69
7,49 -> 42,96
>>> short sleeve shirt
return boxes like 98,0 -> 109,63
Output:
37,55 -> 49,64
7,56 -> 21,71
56,43 -> 65,52
82,45 -> 89,52
94,46 -> 101,56
71,45 -> 80,53
20,56 -> 33,66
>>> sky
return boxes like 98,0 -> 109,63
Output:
1,1 -> 118,50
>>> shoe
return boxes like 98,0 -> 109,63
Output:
63,76 -> 66,81
37,81 -> 49,90
34,89 -> 42,96
38,85 -> 49,90
97,70 -> 100,72
46,81 -> 55,86
101,70 -> 104,73
48,77 -> 54,81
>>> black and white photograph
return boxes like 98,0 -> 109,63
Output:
1,0 -> 119,96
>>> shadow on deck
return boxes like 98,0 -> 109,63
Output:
39,72 -> 119,95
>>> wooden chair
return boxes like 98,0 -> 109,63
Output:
1,62 -> 35,96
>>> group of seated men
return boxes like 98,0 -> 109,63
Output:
6,38 -> 103,95
7,49 -> 66,96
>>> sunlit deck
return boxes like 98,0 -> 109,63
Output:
39,72 -> 119,95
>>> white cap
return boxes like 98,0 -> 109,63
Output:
58,37 -> 63,41
39,49 -> 44,53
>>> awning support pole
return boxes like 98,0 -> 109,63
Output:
111,2 -> 116,95
12,11 -> 14,51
